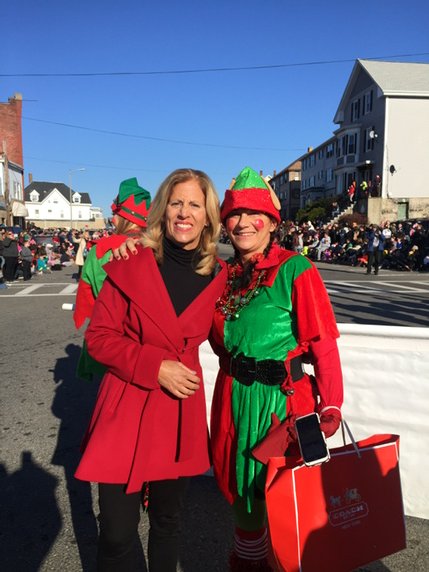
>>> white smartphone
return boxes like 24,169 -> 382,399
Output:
295,412 -> 330,467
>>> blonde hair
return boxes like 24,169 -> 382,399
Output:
113,214 -> 144,236
143,168 -> 220,275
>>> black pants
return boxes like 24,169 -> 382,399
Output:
367,251 -> 382,274
97,478 -> 189,572
3,257 -> 18,281
22,260 -> 32,280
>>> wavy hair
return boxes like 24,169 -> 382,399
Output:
113,214 -> 145,237
142,168 -> 220,275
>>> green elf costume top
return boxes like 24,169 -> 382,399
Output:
210,167 -> 343,512
73,177 -> 151,380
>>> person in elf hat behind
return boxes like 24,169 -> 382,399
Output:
210,167 -> 343,571
73,177 -> 152,381
75,168 -> 227,572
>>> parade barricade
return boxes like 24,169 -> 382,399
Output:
200,324 -> 429,519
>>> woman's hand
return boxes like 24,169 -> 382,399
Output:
158,360 -> 200,399
112,237 -> 143,260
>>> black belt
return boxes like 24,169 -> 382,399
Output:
220,353 -> 304,386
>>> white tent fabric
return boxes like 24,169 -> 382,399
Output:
200,324 -> 429,519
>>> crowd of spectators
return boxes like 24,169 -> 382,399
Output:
277,219 -> 429,272
0,226 -> 112,285
2,219 -> 429,287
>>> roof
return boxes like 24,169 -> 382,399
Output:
24,181 -> 92,204
334,59 -> 429,123
359,59 -> 429,96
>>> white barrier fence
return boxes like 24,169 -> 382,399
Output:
200,324 -> 429,520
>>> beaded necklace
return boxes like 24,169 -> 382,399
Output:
216,263 -> 266,321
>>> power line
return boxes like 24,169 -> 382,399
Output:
23,116 -> 305,152
3,52 -> 429,77
25,155 -> 167,173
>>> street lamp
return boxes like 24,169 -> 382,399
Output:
69,168 -> 85,230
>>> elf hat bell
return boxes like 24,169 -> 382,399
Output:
220,167 -> 281,223
111,177 -> 152,228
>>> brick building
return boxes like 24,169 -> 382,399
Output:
0,93 -> 27,226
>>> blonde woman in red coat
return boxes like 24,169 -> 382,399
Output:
75,169 -> 227,572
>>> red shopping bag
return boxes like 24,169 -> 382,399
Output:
266,434 -> 406,572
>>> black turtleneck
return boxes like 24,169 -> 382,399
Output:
159,237 -> 212,316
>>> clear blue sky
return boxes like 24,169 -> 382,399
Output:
2,0 -> 429,218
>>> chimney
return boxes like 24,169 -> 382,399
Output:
259,170 -> 263,177
273,170 -> 277,177
28,173 -> 33,183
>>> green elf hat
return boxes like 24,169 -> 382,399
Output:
220,166 -> 281,223
111,177 -> 152,228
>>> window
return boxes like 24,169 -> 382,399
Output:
351,98 -> 360,122
310,155 -> 315,167
318,149 -> 324,160
326,143 -> 334,158
326,169 -> 333,182
35,209 -> 39,215
363,90 -> 373,114
336,140 -> 341,158
348,133 -> 357,154
30,191 -> 39,202
364,128 -> 375,152
60,210 -> 64,218
12,181 -> 21,199
48,209 -> 52,213
73,194 -> 81,204
78,210 -> 82,219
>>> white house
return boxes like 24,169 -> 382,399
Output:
296,59 -> 429,223
24,181 -> 103,229
333,59 -> 429,222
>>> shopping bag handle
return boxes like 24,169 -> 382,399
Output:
341,419 -> 362,459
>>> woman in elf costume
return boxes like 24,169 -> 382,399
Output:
210,167 -> 343,571
73,177 -> 151,380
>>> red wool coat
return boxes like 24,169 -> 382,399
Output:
75,247 -> 227,493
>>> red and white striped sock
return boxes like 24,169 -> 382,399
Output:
233,527 -> 268,561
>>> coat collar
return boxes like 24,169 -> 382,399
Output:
104,247 -> 227,350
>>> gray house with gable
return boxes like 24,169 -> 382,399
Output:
297,59 -> 429,223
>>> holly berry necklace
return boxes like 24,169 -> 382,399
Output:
216,262 -> 266,321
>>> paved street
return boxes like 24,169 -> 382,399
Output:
3,245 -> 428,327
317,263 -> 429,327
0,257 -> 428,571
